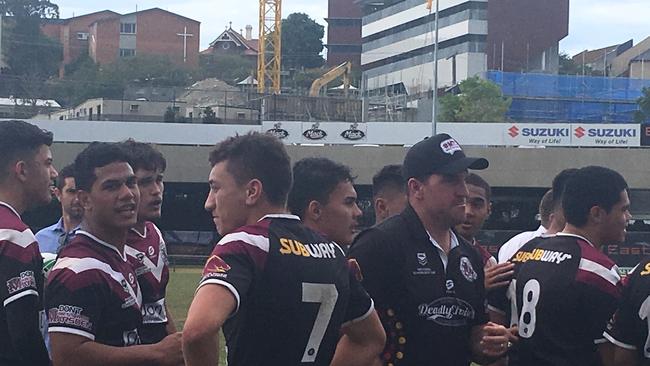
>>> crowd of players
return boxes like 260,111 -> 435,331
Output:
0,118 -> 648,366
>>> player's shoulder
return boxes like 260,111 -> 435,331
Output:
216,220 -> 273,253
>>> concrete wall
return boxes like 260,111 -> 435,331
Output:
47,143 -> 650,189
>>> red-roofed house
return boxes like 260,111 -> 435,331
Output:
202,25 -> 258,64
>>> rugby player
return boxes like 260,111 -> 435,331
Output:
371,164 -> 407,225
489,166 -> 627,365
183,132 -> 385,366
0,120 -> 57,365
120,140 -> 176,344
604,257 -> 650,366
288,157 -> 363,248
45,142 -> 183,366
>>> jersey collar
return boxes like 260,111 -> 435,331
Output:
259,214 -> 301,221
556,232 -> 596,248
129,224 -> 148,238
77,230 -> 128,261
0,201 -> 21,219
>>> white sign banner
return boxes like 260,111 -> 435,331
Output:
570,124 -> 640,147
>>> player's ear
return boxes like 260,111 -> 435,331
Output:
589,205 -> 603,224
13,160 -> 29,183
245,179 -> 263,205
306,200 -> 322,221
407,177 -> 424,199
374,198 -> 386,217
78,190 -> 93,213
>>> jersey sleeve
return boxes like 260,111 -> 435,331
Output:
348,228 -> 398,307
198,231 -> 269,315
487,275 -> 510,316
45,267 -> 106,340
0,229 -> 41,308
342,258 -> 374,326
604,267 -> 648,351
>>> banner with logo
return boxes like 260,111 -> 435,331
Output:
641,124 -> 650,146
570,124 -> 639,147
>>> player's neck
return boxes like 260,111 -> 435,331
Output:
562,224 -> 601,248
132,221 -> 147,235
83,220 -> 129,253
0,189 -> 26,215
62,213 -> 82,233
247,203 -> 289,225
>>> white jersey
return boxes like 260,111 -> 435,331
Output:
497,225 -> 547,263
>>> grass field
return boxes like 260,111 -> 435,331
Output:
167,265 -> 227,364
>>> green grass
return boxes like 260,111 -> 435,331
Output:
167,265 -> 226,364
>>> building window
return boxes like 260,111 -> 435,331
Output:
130,104 -> 139,112
172,106 -> 180,112
237,112 -> 246,119
76,32 -> 89,40
120,48 -> 136,57
120,23 -> 137,34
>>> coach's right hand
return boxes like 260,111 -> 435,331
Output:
155,332 -> 184,366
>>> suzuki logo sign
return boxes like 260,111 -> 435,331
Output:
574,126 -> 585,138
508,125 -> 519,138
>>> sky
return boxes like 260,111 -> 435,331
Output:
53,0 -> 650,57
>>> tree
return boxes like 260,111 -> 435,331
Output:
199,54 -> 255,84
202,107 -> 218,123
281,13 -> 324,69
635,87 -> 650,123
1,0 -> 61,99
439,76 -> 511,122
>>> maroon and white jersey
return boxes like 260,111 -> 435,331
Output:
0,202 -> 46,364
125,222 -> 170,344
604,258 -> 650,365
198,214 -> 374,366
489,233 -> 622,366
45,231 -> 143,347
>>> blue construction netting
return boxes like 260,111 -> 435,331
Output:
485,71 -> 650,123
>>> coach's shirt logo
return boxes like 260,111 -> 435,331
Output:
279,238 -> 338,258
460,257 -> 477,282
512,248 -> 572,264
418,297 -> 475,326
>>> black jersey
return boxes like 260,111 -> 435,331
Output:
604,258 -> 650,364
489,233 -> 622,366
0,202 -> 47,365
125,222 -> 170,344
45,231 -> 143,347
349,205 -> 488,366
197,214 -> 374,366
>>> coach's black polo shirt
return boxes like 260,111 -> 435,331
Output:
349,204 -> 487,366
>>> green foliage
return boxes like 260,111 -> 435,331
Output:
48,55 -> 195,107
199,54 -> 255,85
202,106 -> 218,123
0,0 -> 62,98
281,13 -> 324,69
438,76 -> 511,122
635,87 -> 650,123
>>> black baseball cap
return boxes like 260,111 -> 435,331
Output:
403,133 -> 488,179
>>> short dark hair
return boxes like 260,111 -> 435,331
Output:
209,132 -> 291,206
0,120 -> 53,183
56,164 -> 76,190
372,164 -> 405,199
562,166 -> 628,227
74,142 -> 132,192
538,189 -> 554,228
120,139 -> 167,173
288,158 -> 355,218
551,168 -> 577,208
466,173 -> 491,201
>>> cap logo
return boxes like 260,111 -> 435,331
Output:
440,138 -> 462,155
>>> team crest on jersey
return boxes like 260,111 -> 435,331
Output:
148,246 -> 155,256
205,255 -> 231,273
417,252 -> 428,266
459,257 -> 477,282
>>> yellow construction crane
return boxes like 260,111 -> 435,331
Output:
257,0 -> 282,94
309,61 -> 352,97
